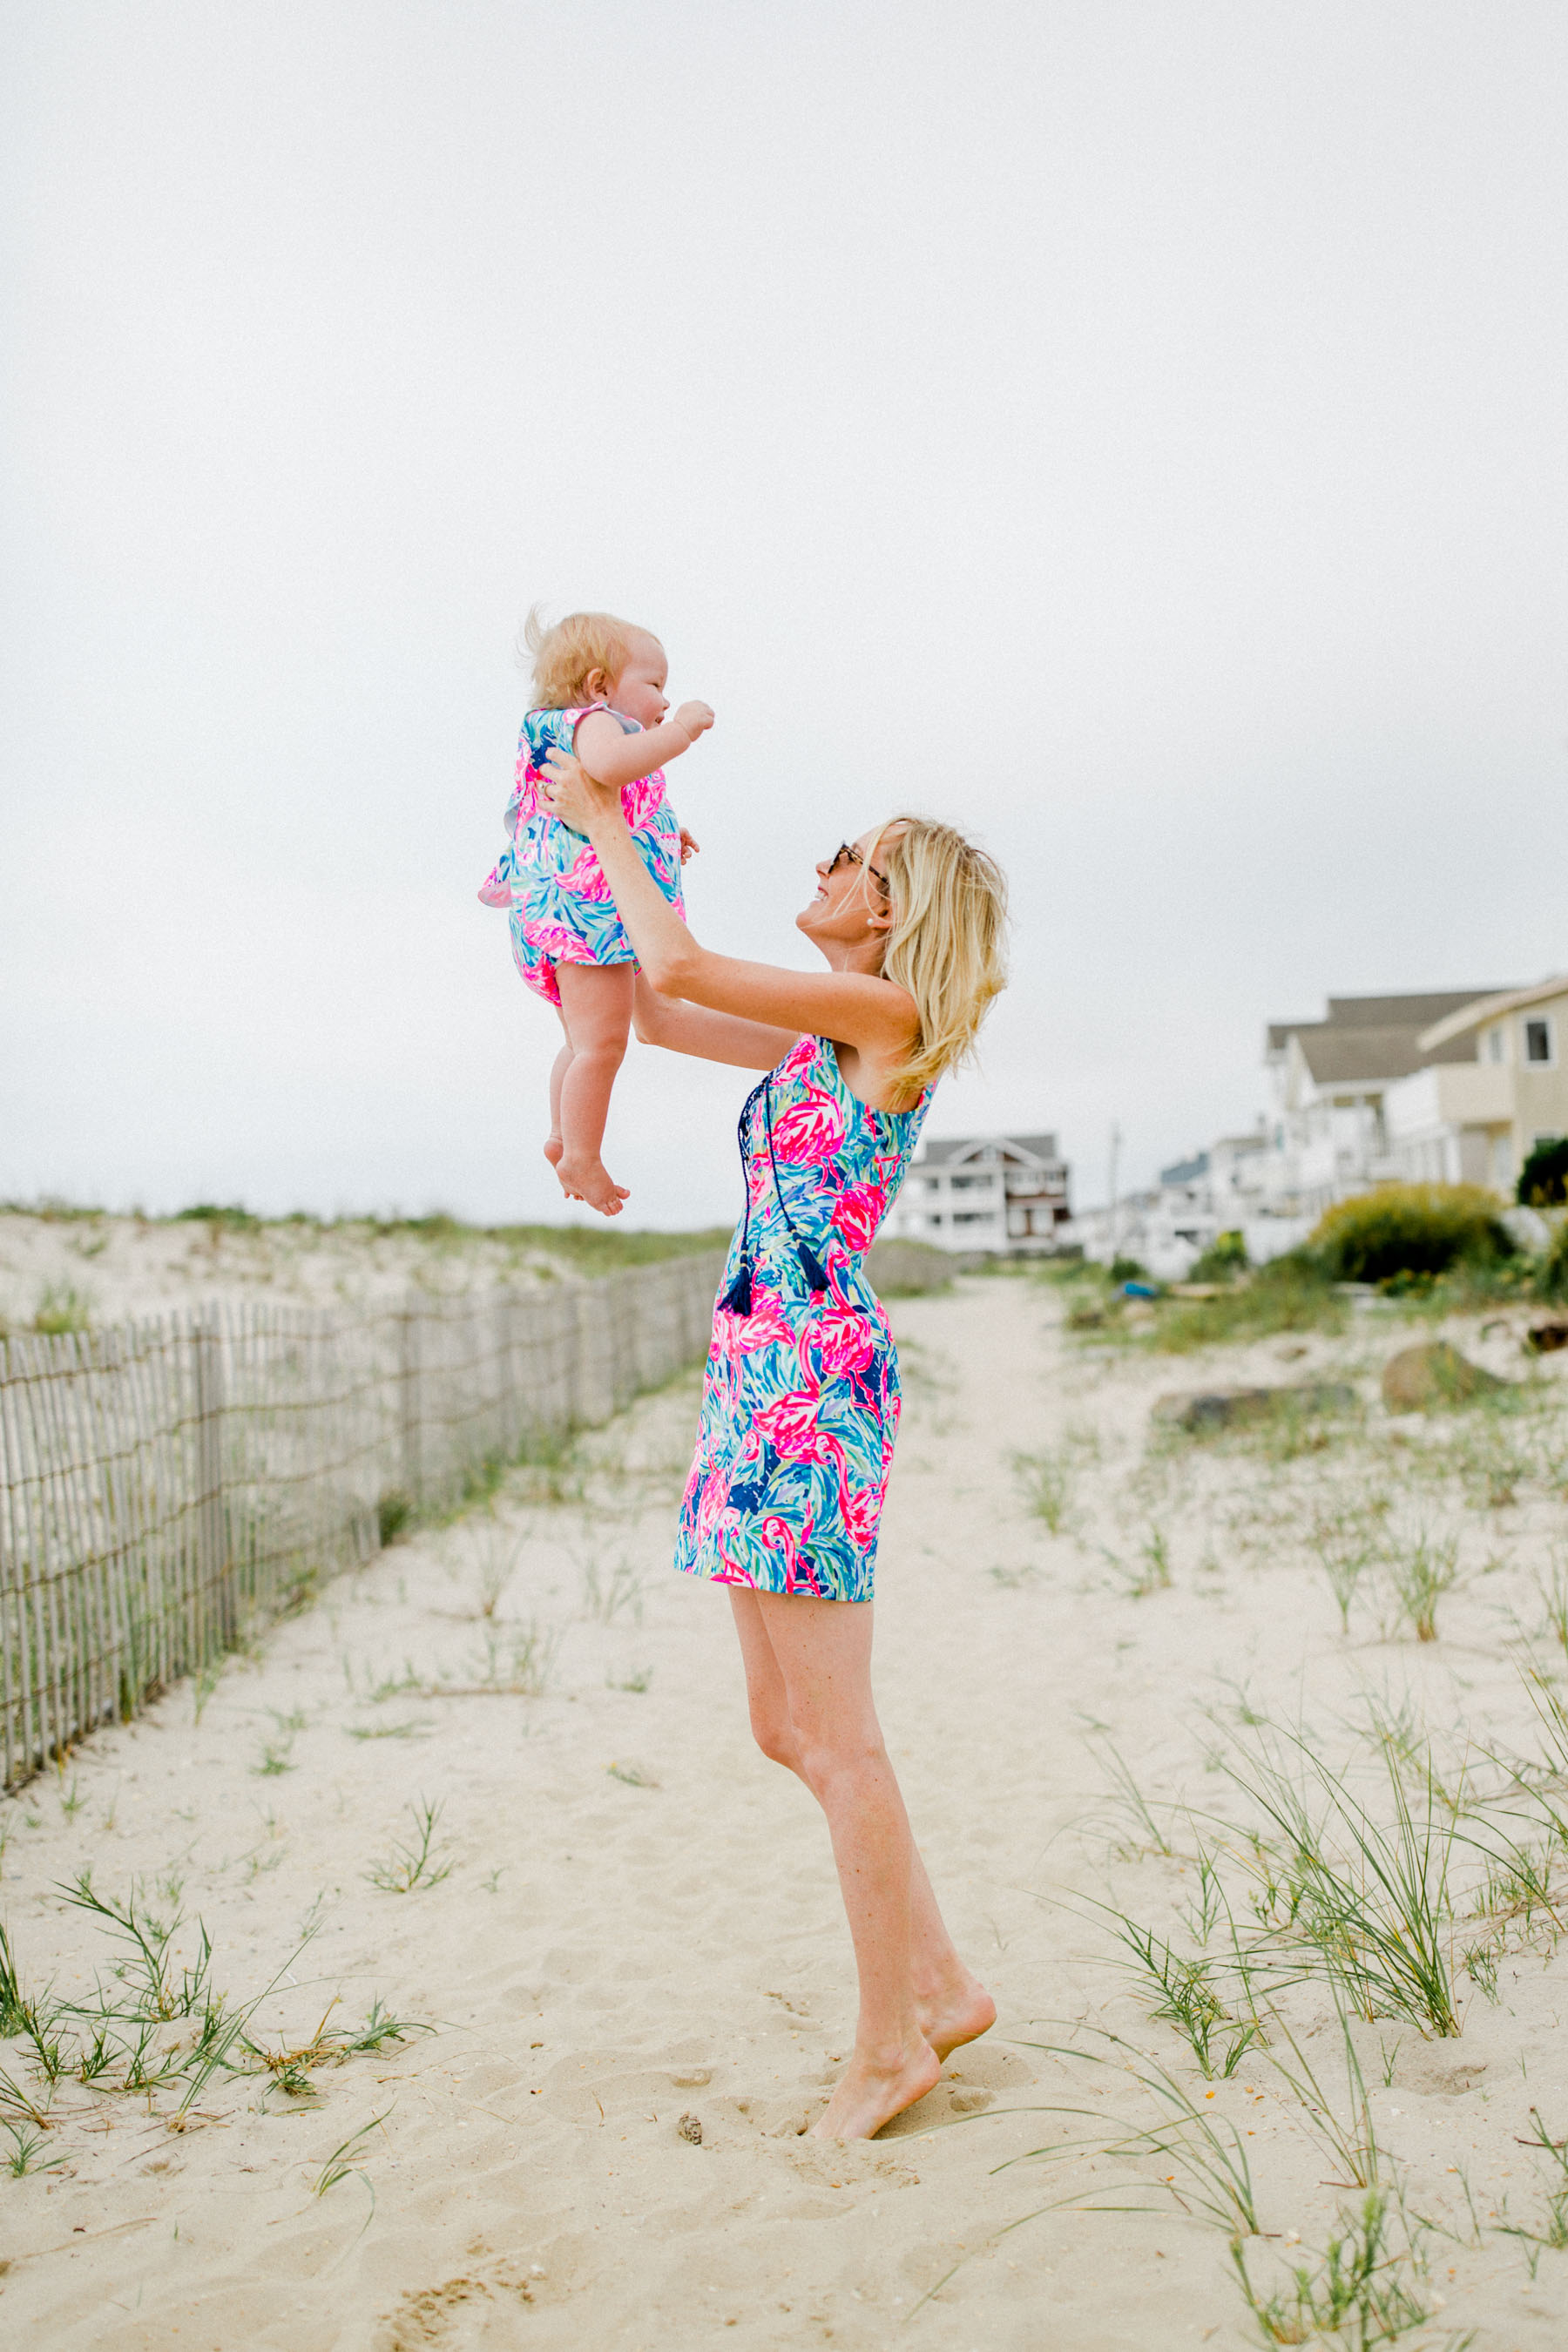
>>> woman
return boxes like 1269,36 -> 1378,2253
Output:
543,749 -> 1009,2139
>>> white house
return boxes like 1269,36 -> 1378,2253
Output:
1069,1130 -> 1307,1277
1384,976 -> 1568,1193
1065,989 -> 1524,1281
1259,990 -> 1506,1218
885,1133 -> 1071,1255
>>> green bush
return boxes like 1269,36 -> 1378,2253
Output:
1517,1137 -> 1568,1207
1308,1184 -> 1513,1286
1540,1220 -> 1568,1304
1152,1252 -> 1344,1352
1188,1229 -> 1248,1283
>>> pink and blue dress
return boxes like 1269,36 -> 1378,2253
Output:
675,1035 -> 931,1604
478,703 -> 685,1007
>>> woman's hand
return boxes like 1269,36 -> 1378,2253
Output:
541,750 -> 623,837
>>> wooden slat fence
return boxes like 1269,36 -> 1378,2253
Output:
0,1255 -> 724,1788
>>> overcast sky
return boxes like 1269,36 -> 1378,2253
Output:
3,2 -> 1565,1230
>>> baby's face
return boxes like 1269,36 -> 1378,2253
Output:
610,635 -> 670,730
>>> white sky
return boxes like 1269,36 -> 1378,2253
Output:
3,2 -> 1565,1228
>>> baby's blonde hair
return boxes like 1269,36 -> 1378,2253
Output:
870,817 -> 1010,1100
522,606 -> 656,710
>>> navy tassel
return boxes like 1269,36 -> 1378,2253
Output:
720,1260 -> 754,1315
796,1242 -> 829,1294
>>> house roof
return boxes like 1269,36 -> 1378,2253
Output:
1159,1152 -> 1209,1186
919,1132 -> 1059,1167
1419,975 -> 1568,1051
1322,991 -> 1499,1029
1295,1024 -> 1480,1086
1268,990 -> 1507,1090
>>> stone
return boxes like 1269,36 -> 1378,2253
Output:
1152,1382 -> 1356,1434
1380,1341 -> 1506,1413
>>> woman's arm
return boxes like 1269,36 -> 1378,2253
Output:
633,976 -> 800,1071
543,753 -> 916,1052
573,702 -> 713,792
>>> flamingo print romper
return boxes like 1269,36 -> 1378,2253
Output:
478,703 -> 686,1004
674,1034 -> 931,1603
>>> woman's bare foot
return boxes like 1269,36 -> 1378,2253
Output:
556,1154 -> 629,1217
810,2038 -> 942,2141
543,1134 -> 564,1167
919,1976 -> 997,2065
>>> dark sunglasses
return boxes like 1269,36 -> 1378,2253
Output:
828,840 -> 889,894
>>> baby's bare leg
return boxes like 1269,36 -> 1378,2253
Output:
554,963 -> 634,1216
544,1011 -> 571,1169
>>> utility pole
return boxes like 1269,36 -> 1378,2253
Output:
1108,1121 -> 1121,1259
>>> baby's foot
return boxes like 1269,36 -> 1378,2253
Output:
556,1155 -> 630,1217
543,1134 -> 564,1168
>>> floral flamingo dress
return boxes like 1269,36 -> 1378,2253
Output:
477,703 -> 686,1008
674,1034 -> 931,1603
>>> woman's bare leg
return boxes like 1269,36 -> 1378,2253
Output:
553,963 -> 634,1215
731,1592 -> 994,2065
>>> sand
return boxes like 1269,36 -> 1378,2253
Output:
0,1210 -> 578,1335
3,1276 -> 1568,2349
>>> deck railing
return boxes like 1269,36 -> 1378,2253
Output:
0,1256 -> 723,1788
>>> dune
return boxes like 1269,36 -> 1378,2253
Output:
3,1275 -> 1567,2349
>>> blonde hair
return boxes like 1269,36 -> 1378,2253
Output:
522,606 -> 656,709
870,817 -> 1010,1100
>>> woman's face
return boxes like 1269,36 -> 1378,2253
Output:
795,828 -> 896,953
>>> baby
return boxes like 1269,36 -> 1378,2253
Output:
479,610 -> 713,1214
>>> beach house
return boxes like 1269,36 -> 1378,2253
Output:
1259,990 -> 1507,1218
884,1133 -> 1071,1254
1382,977 -> 1568,1193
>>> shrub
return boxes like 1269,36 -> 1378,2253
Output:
1187,1229 -> 1248,1283
1518,1137 -> 1568,1207
175,1202 -> 261,1233
1152,1252 -> 1344,1352
34,1282 -> 92,1336
1109,1254 -> 1147,1283
1540,1221 -> 1568,1305
1308,1184 -> 1513,1286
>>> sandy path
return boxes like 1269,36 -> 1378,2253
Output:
3,1278 -> 1568,2349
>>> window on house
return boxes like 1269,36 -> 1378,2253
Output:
953,1210 -> 997,1225
1484,1027 -> 1504,1064
1524,1017 -> 1555,1065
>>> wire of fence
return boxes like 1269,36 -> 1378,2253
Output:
0,1254 -> 724,1788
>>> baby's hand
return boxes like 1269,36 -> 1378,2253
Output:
679,826 -> 700,863
673,700 -> 714,743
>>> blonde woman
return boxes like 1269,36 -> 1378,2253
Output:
543,750 -> 1009,2139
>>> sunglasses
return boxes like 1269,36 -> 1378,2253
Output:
828,840 -> 889,894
